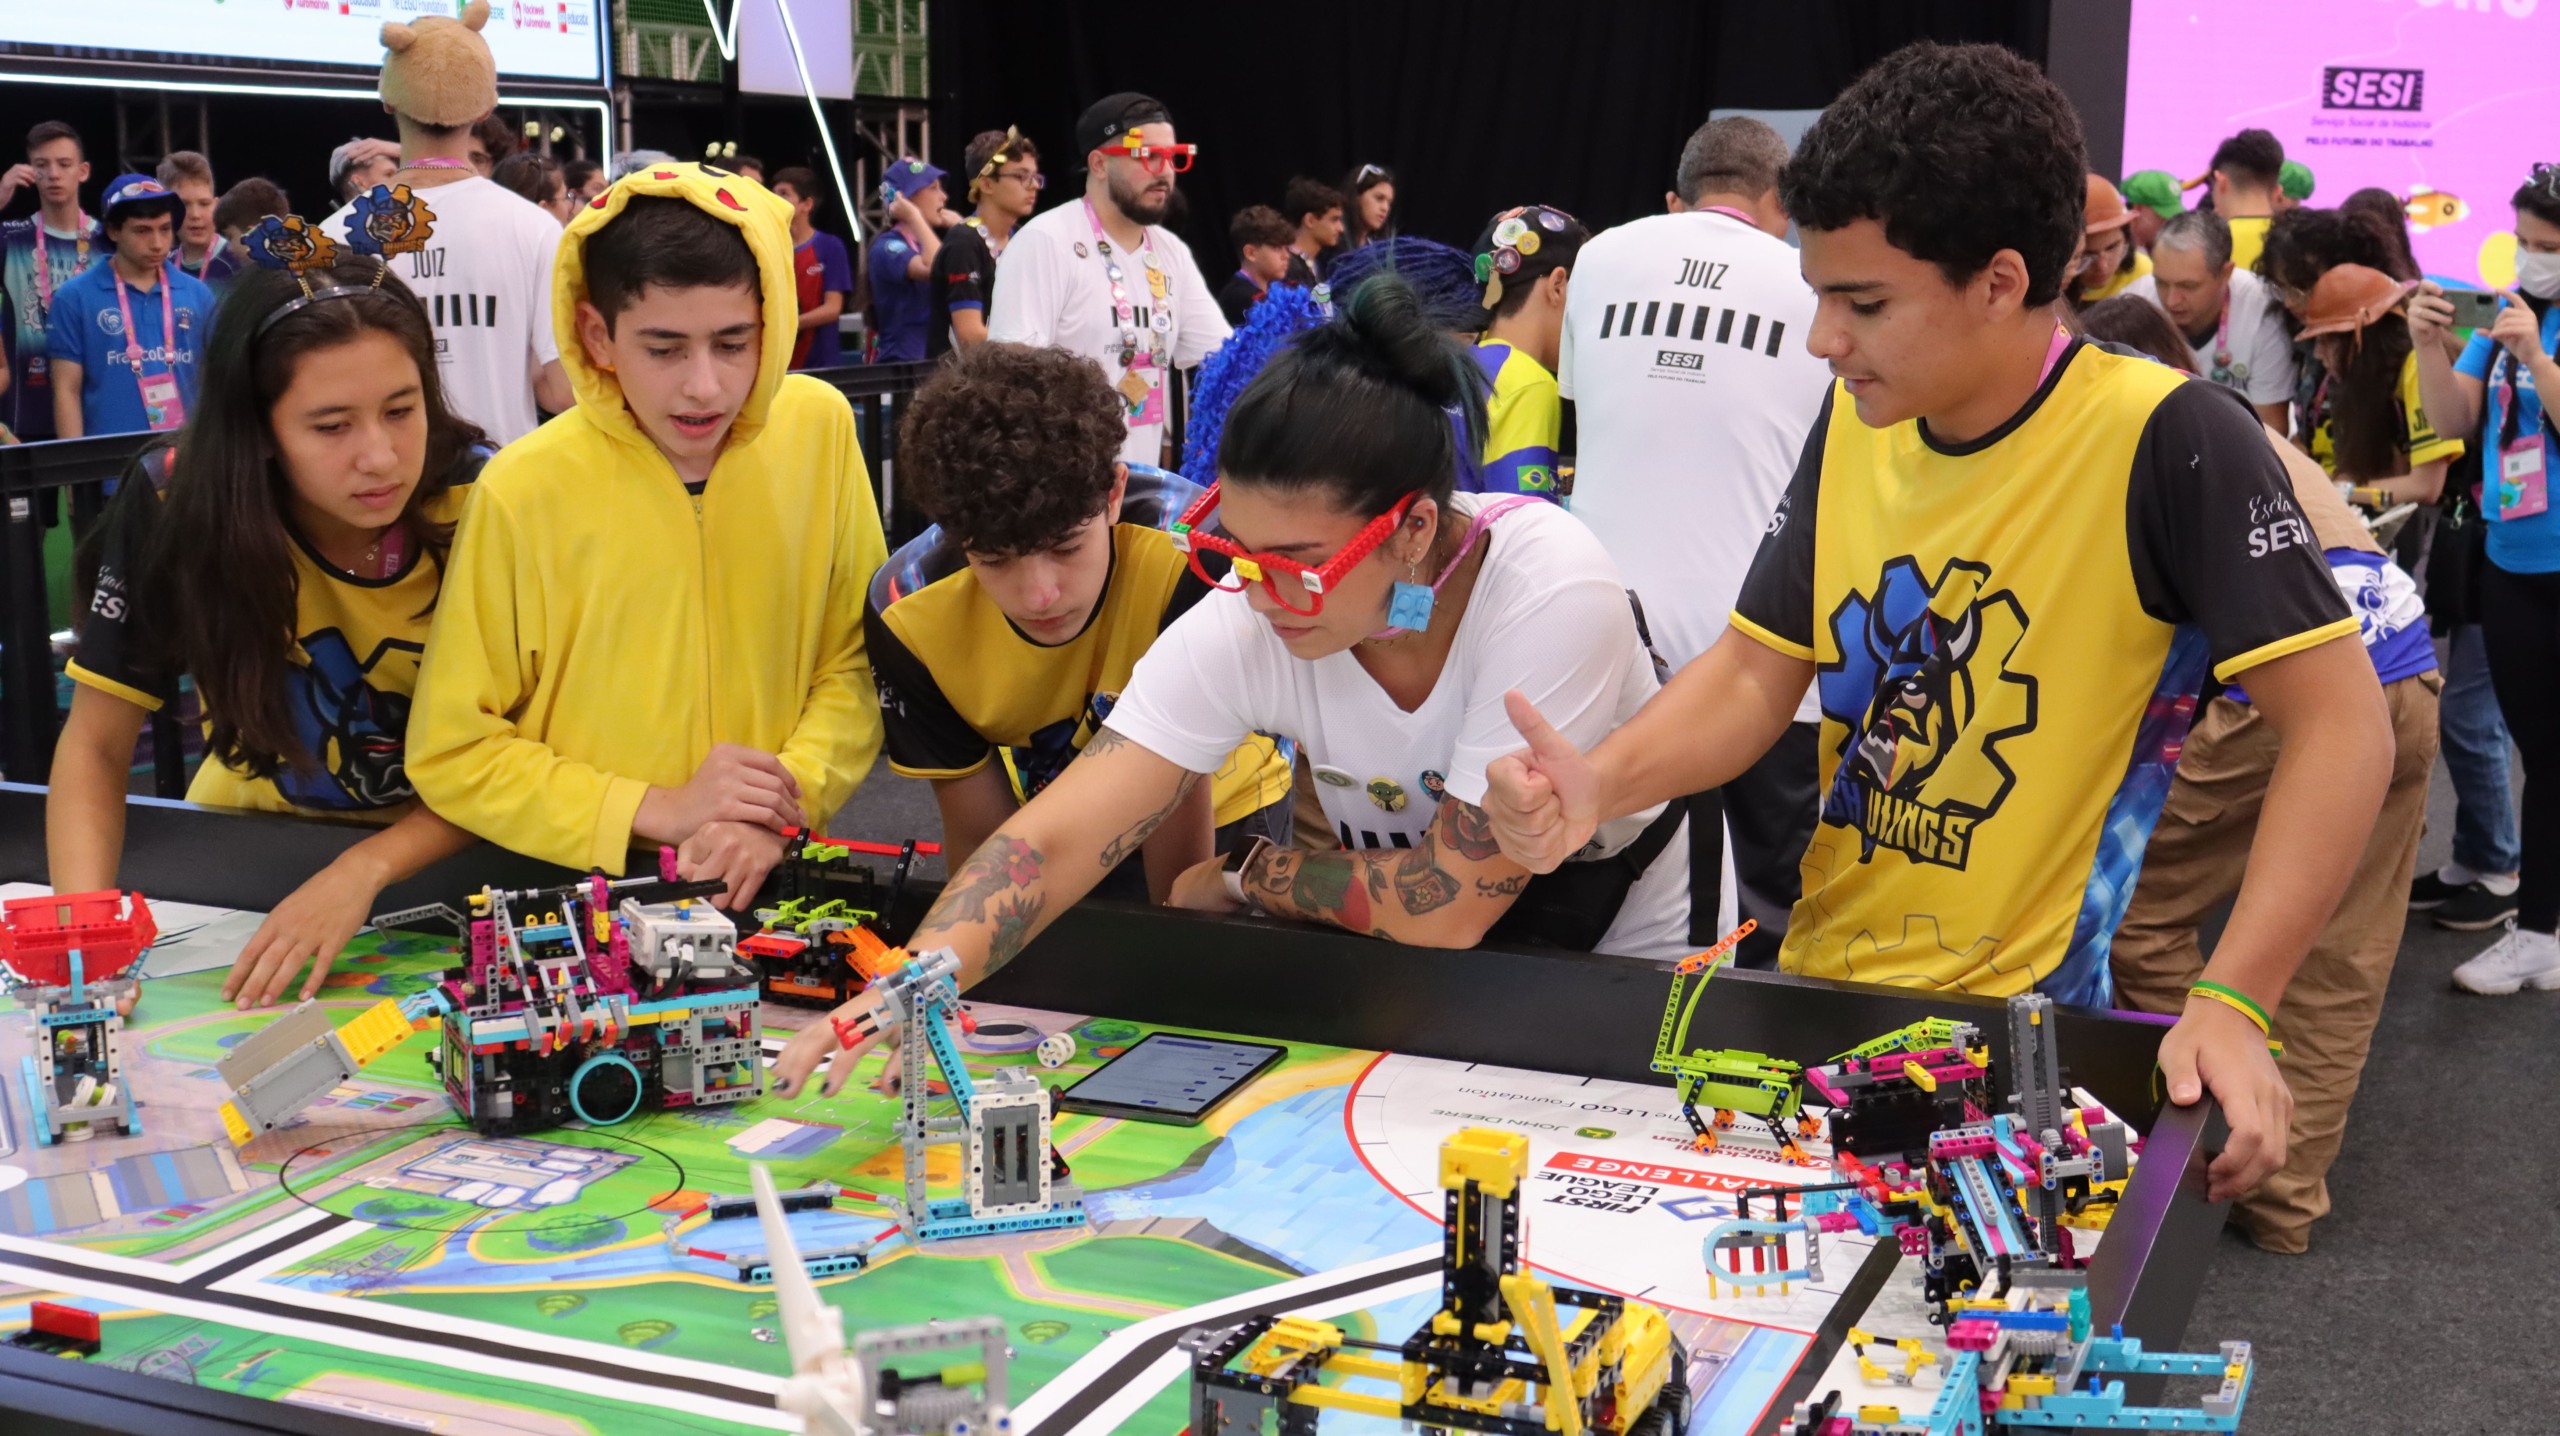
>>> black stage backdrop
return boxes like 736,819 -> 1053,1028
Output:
934,1 -> 2052,270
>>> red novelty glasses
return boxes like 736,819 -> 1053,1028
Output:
1169,482 -> 1419,617
1102,136 -> 1198,175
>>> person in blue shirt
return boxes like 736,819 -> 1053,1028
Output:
45,173 -> 214,438
866,158 -> 946,363
0,120 -> 106,441
2411,164 -> 2560,994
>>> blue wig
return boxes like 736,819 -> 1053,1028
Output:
1326,237 -> 1485,334
1181,238 -> 1486,479
1181,283 -> 1330,479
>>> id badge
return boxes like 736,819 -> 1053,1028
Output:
1129,354 -> 1167,428
138,371 -> 185,433
2499,436 -> 2549,520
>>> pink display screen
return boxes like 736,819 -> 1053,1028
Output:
2123,0 -> 2558,289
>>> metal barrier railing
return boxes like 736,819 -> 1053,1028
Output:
0,359 -> 936,790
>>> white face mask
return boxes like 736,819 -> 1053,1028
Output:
2521,248 -> 2560,301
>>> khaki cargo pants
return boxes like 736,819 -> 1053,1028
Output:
2110,672 -> 2440,1253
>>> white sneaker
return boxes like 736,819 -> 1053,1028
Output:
2450,926 -> 2560,995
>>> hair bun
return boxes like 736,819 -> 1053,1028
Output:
1330,274 -> 1465,408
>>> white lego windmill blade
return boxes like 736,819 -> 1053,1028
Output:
750,1163 -> 868,1436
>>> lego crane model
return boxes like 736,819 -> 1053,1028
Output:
831,946 -> 1086,1243
1185,1127 -> 1688,1436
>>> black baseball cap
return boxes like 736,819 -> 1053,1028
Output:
1075,92 -> 1173,156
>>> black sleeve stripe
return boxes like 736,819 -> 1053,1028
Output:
1729,384 -> 1834,653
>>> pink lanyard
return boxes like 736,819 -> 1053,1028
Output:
1369,496 -> 1540,639
2037,324 -> 2073,385
1082,196 -> 1159,361
29,215 -> 90,320
111,265 -> 176,386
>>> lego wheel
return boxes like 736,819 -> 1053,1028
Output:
568,1053 -> 644,1126
1626,1347 -> 1690,1436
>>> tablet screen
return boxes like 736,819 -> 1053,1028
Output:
1057,1033 -> 1285,1124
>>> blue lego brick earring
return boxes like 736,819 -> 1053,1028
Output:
1387,556 -> 1435,631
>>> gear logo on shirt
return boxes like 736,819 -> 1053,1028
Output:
282,629 -> 422,811
1815,556 -> 2036,870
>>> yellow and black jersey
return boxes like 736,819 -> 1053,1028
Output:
2305,348 -> 2465,477
1732,340 -> 2356,1005
864,465 -> 1293,826
69,445 -> 483,817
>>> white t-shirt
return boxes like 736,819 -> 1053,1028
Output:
2124,267 -> 2297,410
985,199 -> 1231,466
1558,210 -> 1829,721
1104,496 -> 1692,960
325,177 -> 564,446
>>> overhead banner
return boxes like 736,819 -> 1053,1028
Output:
2122,0 -> 2557,289
5,0 -> 605,85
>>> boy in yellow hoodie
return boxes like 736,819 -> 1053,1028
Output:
409,163 -> 887,904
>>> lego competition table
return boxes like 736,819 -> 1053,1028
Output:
0,787 -> 2234,1436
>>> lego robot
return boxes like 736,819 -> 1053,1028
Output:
218,865 -> 765,1143
1185,1127 -> 1689,1436
0,891 -> 156,1146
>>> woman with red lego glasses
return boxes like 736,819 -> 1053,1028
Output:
774,277 -> 1692,1100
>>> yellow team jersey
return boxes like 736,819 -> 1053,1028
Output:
69,447 -> 481,817
2308,348 -> 2466,476
2227,215 -> 2271,276
1469,338 -> 1563,497
1730,340 -> 2356,1004
866,465 -> 1292,827
2077,247 -> 2153,303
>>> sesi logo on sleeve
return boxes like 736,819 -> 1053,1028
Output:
1729,341 -> 2358,1005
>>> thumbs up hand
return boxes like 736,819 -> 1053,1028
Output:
1483,690 -> 1605,873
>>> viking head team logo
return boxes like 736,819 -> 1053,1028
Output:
241,214 -> 340,274
346,184 -> 438,260
1816,557 -> 2036,869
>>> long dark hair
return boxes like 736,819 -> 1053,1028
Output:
1217,274 -> 1486,519
133,258 -> 484,779
2077,296 -> 2199,375
2339,188 -> 2421,281
2323,311 -> 2417,481
1341,163 -> 1395,249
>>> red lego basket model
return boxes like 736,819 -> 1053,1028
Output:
0,890 -> 158,988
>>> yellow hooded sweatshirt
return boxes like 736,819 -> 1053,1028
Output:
408,163 -> 887,872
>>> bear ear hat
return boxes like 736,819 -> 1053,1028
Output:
382,1 -> 488,50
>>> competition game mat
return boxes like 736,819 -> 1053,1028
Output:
0,924 -> 1980,1436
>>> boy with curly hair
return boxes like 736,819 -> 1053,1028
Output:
1484,41 -> 2393,1211
868,343 -> 1292,893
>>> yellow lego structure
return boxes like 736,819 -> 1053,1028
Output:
1185,1126 -> 1688,1436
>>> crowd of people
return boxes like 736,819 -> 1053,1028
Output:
8,5 -> 2556,1267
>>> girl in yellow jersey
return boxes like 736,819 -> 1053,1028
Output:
51,251 -> 488,1009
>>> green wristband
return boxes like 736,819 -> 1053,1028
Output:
2189,980 -> 2272,1034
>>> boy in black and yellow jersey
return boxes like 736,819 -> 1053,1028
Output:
870,343 -> 1293,895
1483,43 -> 2395,1206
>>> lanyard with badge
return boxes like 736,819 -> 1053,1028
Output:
2495,337 -> 2550,520
112,263 -> 185,432
2206,290 -> 2250,388
25,214 -> 90,384
1082,196 -> 1170,426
